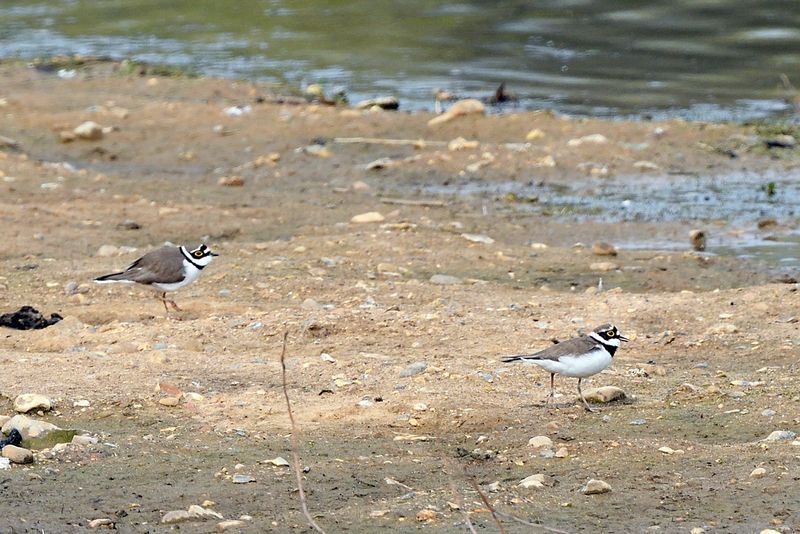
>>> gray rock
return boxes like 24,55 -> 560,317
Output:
429,274 -> 461,285
761,409 -> 776,417
762,430 -> 796,442
582,386 -> 626,404
400,361 -> 427,378
217,520 -> 246,532
232,474 -> 255,484
2,414 -> 59,440
2,445 -> 33,464
582,478 -> 612,495
162,510 -> 193,524
527,436 -> 553,448
88,518 -> 114,529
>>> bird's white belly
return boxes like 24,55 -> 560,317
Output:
152,263 -> 200,292
527,348 -> 612,378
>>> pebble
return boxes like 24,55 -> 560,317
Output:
72,435 -> 98,446
0,458 -> 9,470
589,261 -> 618,272
232,474 -> 255,484
518,474 -> 545,489
2,445 -> 33,464
429,274 -> 461,285
750,467 -> 767,478
760,530 -> 782,534
301,298 -> 324,310
567,133 -> 608,147
630,419 -> 647,426
187,505 -> 223,519
217,520 -> 246,532
582,386 -> 626,404
351,211 -> 385,224
88,518 -> 114,529
218,176 -> 245,187
162,510 -> 193,524
427,98 -> 485,126
527,435 -> 553,449
448,137 -> 479,151
582,479 -> 612,495
633,160 -> 659,171
461,233 -> 494,244
761,409 -> 776,417
400,362 -> 427,378
555,447 -> 569,458
159,397 -> 180,407
13,393 -> 52,414
2,415 -> 60,440
73,121 -> 104,140
477,371 -> 493,383
591,241 -> 617,256
357,399 -> 374,408
762,430 -> 796,442
526,128 -> 545,141
416,509 -> 437,522
689,229 -> 706,251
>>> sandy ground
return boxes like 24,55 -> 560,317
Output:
0,62 -> 799,533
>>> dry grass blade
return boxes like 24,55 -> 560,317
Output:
468,476 -> 507,534
280,331 -> 327,534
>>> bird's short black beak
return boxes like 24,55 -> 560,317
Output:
210,252 -> 219,257
619,335 -> 629,342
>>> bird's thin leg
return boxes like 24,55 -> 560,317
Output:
159,292 -> 170,313
167,297 -> 181,311
545,373 -> 555,405
577,378 -> 596,412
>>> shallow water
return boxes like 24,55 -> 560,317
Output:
2,0 -> 800,120
408,170 -> 800,267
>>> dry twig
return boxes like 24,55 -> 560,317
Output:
280,331 -> 327,534
468,476 -> 507,534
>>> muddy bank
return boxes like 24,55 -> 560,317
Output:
0,63 -> 799,532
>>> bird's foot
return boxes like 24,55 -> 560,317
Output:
167,300 -> 182,311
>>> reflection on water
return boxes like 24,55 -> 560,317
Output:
1,0 -> 799,120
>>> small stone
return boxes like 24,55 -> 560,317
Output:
232,474 -> 255,484
591,242 -> 617,256
13,394 -> 52,413
760,530 -> 781,534
762,430 -> 796,442
761,409 -> 776,417
582,386 -> 626,404
264,456 -> 290,467
416,509 -> 436,522
218,176 -> 245,187
658,446 -> 675,455
159,397 -> 180,407
486,481 -> 501,492
301,298 -> 324,310
527,435 -> 553,448
582,479 -> 612,495
633,160 -> 659,171
88,518 -> 114,529
2,445 -> 33,464
589,261 -> 619,272
526,129 -> 545,141
188,505 -> 223,519
518,474 -> 545,489
400,362 -> 427,378
461,233 -> 494,244
355,96 -> 399,110
750,467 -> 767,478
162,510 -> 193,524
530,242 -> 549,249
351,211 -> 385,224
412,402 -> 428,411
448,137 -> 480,151
689,229 -> 706,251
72,435 -> 98,446
567,134 -> 608,147
0,458 -> 9,470
73,121 -> 104,140
429,274 -> 461,285
217,520 -> 246,532
555,447 -> 569,458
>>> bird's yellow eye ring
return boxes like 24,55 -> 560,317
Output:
193,251 -> 203,257
606,330 -> 615,337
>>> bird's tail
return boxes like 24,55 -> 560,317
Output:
94,272 -> 129,283
501,354 -> 535,363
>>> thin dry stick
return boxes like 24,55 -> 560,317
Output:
280,331 -> 327,534
333,136 -> 449,147
468,476 -> 507,534
493,510 -> 571,534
